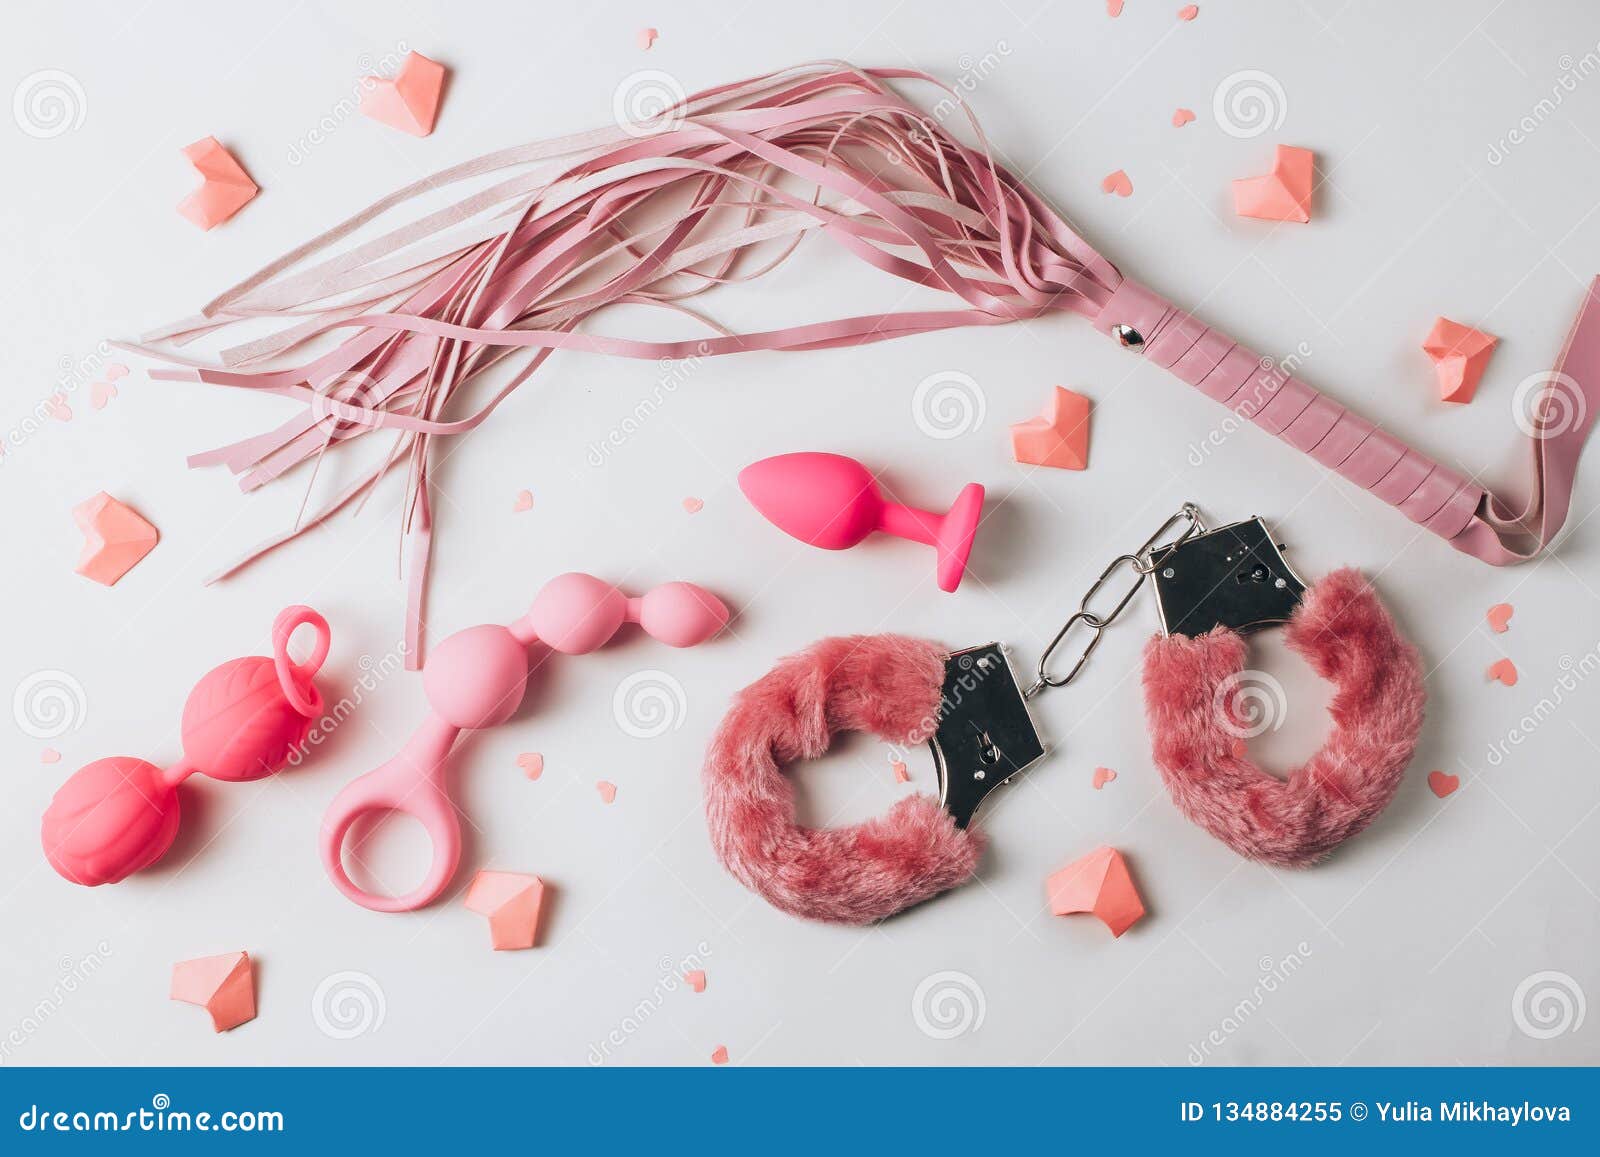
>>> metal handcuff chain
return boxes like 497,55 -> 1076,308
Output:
1024,503 -> 1205,700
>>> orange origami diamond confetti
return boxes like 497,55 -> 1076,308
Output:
1422,317 -> 1498,404
176,137 -> 258,230
359,51 -> 447,137
1232,145 -> 1314,223
73,492 -> 159,586
1010,386 -> 1091,470
464,870 -> 546,950
1046,845 -> 1145,937
170,951 -> 256,1032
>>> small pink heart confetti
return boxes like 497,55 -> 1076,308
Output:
597,780 -> 618,804
1107,0 -> 1124,15
1427,769 -> 1460,798
637,27 -> 658,50
91,381 -> 117,410
685,969 -> 707,993
1486,603 -> 1514,633
104,363 -> 129,381
1092,766 -> 1117,790
517,752 -> 544,780
41,748 -> 61,764
1486,658 -> 1518,686
710,1044 -> 729,1064
1178,4 -> 1199,19
1172,108 -> 1196,127
682,496 -> 704,514
512,489 -> 533,512
46,393 -> 72,422
891,759 -> 910,784
1101,169 -> 1133,197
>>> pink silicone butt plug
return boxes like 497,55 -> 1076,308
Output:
320,573 -> 728,913
738,452 -> 984,592
41,607 -> 331,886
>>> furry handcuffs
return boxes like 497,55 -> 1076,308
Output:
702,517 -> 1426,924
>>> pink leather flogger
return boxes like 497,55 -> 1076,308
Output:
126,63 -> 1600,653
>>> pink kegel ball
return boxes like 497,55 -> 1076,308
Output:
41,757 -> 180,887
181,655 -> 320,781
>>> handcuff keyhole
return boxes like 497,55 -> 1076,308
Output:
1237,563 -> 1271,584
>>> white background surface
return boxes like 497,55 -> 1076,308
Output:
3,0 -> 1599,1066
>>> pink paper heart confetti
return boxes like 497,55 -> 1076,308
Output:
1178,4 -> 1199,19
104,363 -> 129,381
513,489 -> 533,512
637,27 -> 658,50
46,393 -> 72,422
91,381 -> 117,410
517,752 -> 544,780
891,759 -> 910,784
682,496 -> 704,514
1487,658 -> 1518,686
1092,766 -> 1117,790
710,1045 -> 729,1064
1107,0 -> 1124,15
41,748 -> 61,764
1101,169 -> 1133,197
1172,107 -> 1196,127
1486,603 -> 1514,633
685,969 -> 707,993
1427,770 -> 1460,798
597,780 -> 618,804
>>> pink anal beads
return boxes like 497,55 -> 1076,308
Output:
320,573 -> 728,913
41,606 -> 331,887
738,451 -> 985,592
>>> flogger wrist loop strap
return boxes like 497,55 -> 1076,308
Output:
125,63 -> 1600,658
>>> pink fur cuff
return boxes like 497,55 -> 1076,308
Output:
1141,568 -> 1425,868
702,634 -> 984,924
